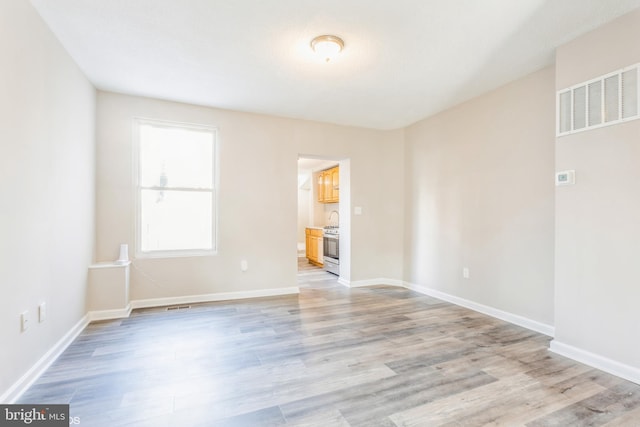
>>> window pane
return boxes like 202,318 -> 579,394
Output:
140,190 -> 212,252
140,124 -> 213,189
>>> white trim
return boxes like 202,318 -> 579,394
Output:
557,63 -> 640,137
130,287 -> 300,309
0,314 -> 89,403
0,285 -> 299,402
133,117 -> 219,258
337,278 -> 350,287
403,281 -> 555,337
335,278 -> 554,336
550,340 -> 640,385
89,261 -> 131,269
347,278 -> 405,288
88,305 -> 132,322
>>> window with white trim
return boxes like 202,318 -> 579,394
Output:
135,119 -> 217,256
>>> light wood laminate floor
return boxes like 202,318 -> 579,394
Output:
19,272 -> 640,426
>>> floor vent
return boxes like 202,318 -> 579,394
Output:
166,305 -> 191,311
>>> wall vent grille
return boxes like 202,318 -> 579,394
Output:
557,64 -> 640,136
166,305 -> 191,311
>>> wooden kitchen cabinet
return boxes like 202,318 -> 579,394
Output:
317,172 -> 325,203
330,167 -> 339,202
317,166 -> 339,203
305,227 -> 323,266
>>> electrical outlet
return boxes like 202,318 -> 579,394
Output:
39,302 -> 46,323
462,267 -> 470,279
21,311 -> 29,332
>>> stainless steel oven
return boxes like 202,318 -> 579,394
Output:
323,227 -> 339,276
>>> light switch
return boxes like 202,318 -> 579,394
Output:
21,311 -> 29,332
354,206 -> 363,215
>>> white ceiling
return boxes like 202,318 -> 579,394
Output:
31,0 -> 640,130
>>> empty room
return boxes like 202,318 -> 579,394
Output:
2,0 -> 640,425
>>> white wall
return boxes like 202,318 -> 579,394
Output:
96,92 -> 405,298
553,9 -> 640,375
0,0 -> 95,399
296,171 -> 312,250
6,0 -> 640,401
403,67 -> 556,328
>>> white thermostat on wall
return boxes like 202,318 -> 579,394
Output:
555,170 -> 575,186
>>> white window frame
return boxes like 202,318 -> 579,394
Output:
133,117 -> 218,258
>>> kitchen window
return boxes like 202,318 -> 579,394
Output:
134,118 -> 217,257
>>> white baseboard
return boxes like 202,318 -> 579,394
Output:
338,278 -> 553,337
1,285 -> 299,403
337,278 -> 350,287
90,287 -> 300,318
0,314 -> 89,404
347,278 -> 405,288
403,282 -> 555,337
130,286 -> 300,309
88,305 -> 132,322
550,340 -> 640,385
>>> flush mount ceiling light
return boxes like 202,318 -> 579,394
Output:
311,35 -> 344,62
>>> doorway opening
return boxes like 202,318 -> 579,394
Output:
297,155 -> 350,285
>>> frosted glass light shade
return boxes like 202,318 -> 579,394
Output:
311,35 -> 344,62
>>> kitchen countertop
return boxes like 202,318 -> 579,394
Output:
306,226 -> 324,230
